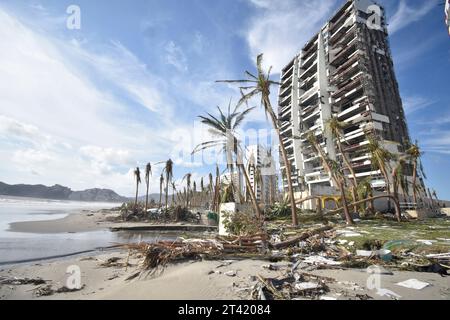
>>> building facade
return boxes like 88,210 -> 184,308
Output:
278,0 -> 416,208
245,145 -> 278,205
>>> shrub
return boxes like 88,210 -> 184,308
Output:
222,210 -> 261,236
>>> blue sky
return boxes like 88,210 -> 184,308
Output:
0,0 -> 449,199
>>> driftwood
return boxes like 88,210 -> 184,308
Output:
270,225 -> 333,250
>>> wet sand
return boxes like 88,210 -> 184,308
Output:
8,209 -> 119,234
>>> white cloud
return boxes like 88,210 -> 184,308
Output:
421,130 -> 450,155
403,96 -> 436,114
0,8 -> 187,195
245,0 -> 338,72
71,40 -> 169,115
165,41 -> 188,72
388,0 -> 437,35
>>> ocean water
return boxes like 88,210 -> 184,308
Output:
0,196 -> 175,266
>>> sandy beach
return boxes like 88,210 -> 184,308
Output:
1,250 -> 449,300
1,207 -> 449,300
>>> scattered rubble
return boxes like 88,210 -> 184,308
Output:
116,217 -> 449,299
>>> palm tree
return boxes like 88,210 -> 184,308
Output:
183,173 -> 192,209
307,132 -> 354,225
134,167 -> 141,209
357,178 -> 374,215
200,177 -> 205,208
144,163 -> 152,212
208,172 -> 214,209
327,117 -> 359,212
171,181 -> 177,206
217,54 -> 298,226
214,166 -> 220,212
193,181 -> 197,207
162,159 -> 174,212
366,135 -> 393,197
392,158 -> 408,204
192,104 -> 262,218
406,141 -> 426,206
159,174 -> 164,209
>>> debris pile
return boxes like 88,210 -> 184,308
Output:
252,273 -> 331,300
0,276 -> 46,286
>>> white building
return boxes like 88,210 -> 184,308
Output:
278,0 -> 418,209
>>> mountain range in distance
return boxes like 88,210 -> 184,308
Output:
0,181 -> 162,203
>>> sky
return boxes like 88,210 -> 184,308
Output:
0,0 -> 449,199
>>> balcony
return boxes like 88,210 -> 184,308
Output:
300,74 -> 317,90
279,108 -> 292,121
302,107 -> 321,122
303,154 -> 319,163
329,1 -> 353,33
302,52 -> 317,71
330,61 -> 360,86
331,75 -> 363,99
330,44 -> 358,67
299,83 -> 319,103
280,125 -> 292,136
280,78 -> 292,91
337,100 -> 367,119
306,173 -> 331,184
331,53 -> 360,77
334,24 -> 357,47
279,103 -> 291,116
343,139 -> 369,152
301,102 -> 320,115
279,92 -> 292,105
302,36 -> 318,59
299,62 -> 318,80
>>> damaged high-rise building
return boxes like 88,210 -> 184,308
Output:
278,0 -> 419,209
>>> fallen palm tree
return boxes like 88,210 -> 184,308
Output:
327,195 -> 402,222
123,226 -> 334,272
270,225 -> 333,250
123,239 -> 224,272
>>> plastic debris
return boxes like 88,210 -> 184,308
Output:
376,288 -> 402,300
225,270 -> 237,277
356,249 -> 392,261
416,240 -> 434,246
396,279 -> 430,290
303,256 -> 342,266
295,282 -> 320,291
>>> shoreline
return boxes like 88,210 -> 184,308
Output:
7,209 -> 118,234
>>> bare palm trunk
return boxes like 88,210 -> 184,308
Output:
135,182 -> 139,209
412,162 -> 418,206
186,189 -> 190,209
339,180 -> 354,225
265,104 -> 298,226
330,195 -> 401,223
337,141 -> 358,213
145,182 -> 149,212
165,180 -> 169,212
310,135 -> 353,225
